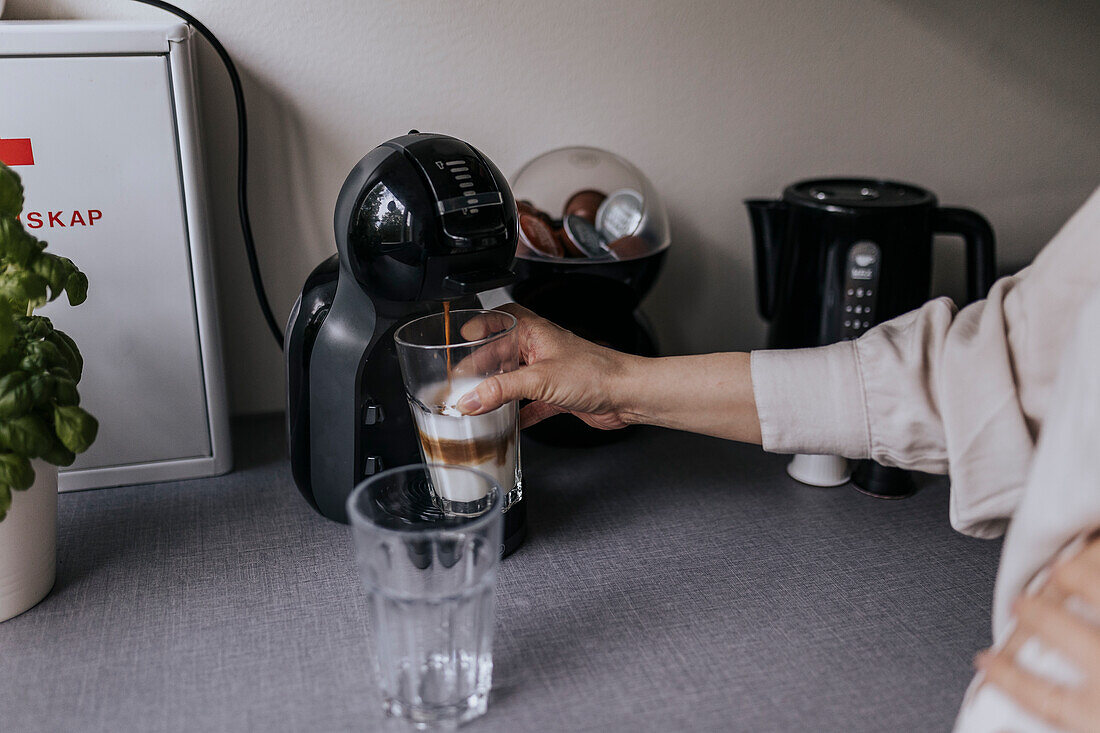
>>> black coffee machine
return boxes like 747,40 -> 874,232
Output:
286,132 -> 527,554
746,178 -> 996,497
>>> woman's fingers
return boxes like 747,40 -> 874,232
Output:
492,302 -> 538,322
977,535 -> 1100,733
450,303 -> 630,427
450,335 -> 519,379
455,303 -> 565,365
1048,547 -> 1100,610
978,650 -> 1089,730
495,302 -> 567,362
457,366 -> 546,415
519,401 -> 566,429
457,309 -> 515,342
1014,594 -> 1100,670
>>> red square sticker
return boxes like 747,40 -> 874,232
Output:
0,138 -> 35,166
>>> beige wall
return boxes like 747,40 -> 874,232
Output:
6,0 -> 1099,414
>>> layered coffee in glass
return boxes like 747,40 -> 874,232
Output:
395,308 -> 522,516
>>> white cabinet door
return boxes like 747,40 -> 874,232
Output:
0,54 -> 213,471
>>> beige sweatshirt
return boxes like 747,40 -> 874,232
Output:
953,280 -> 1100,732
751,185 -> 1100,540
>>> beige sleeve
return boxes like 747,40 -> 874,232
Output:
751,185 -> 1100,538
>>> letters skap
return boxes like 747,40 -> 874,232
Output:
19,209 -> 103,229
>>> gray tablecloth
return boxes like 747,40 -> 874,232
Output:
1,415 -> 1000,732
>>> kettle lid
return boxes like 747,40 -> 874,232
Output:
783,178 -> 935,211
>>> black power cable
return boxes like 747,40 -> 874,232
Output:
130,0 -> 285,348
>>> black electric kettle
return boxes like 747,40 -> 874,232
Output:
746,177 -> 996,497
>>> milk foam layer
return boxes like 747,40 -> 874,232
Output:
412,377 -> 518,504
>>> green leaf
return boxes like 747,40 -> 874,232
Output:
0,163 -> 22,219
0,349 -> 22,375
20,352 -> 48,373
0,413 -> 53,457
21,340 -> 71,375
0,310 -> 16,354
0,371 -> 29,393
0,269 -> 48,311
0,453 -> 34,491
65,269 -> 88,307
0,218 -> 46,267
30,253 -> 75,301
24,373 -> 78,407
40,435 -> 75,467
24,339 -> 66,372
0,484 -> 9,522
47,329 -> 82,383
0,370 -> 32,419
26,373 -> 55,405
53,405 -> 97,454
18,315 -> 52,339
53,377 -> 79,406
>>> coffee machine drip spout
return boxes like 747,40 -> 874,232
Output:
443,269 -> 516,296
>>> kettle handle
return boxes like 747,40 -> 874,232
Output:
745,199 -> 789,321
932,207 -> 996,303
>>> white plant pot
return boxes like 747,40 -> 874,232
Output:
0,460 -> 58,622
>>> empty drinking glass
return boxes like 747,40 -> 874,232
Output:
347,464 -> 503,729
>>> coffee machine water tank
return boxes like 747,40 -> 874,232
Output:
285,133 -> 521,548
746,178 -> 996,496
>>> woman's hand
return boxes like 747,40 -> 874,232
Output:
455,303 -> 639,430
975,533 -> 1100,732
455,303 -> 763,444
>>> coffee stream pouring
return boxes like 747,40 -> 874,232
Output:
285,132 -> 527,554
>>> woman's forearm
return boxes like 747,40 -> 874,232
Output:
457,305 -> 763,442
618,352 -> 762,444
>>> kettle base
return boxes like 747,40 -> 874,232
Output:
851,460 -> 918,499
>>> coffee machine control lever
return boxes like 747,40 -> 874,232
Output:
437,192 -> 503,215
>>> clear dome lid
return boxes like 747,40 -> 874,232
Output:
510,146 -> 670,262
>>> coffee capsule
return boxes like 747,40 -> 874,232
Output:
518,213 -> 564,258
606,234 -> 651,260
563,214 -> 615,259
563,189 -> 606,224
595,188 -> 644,241
518,199 -> 559,229
556,226 -> 584,257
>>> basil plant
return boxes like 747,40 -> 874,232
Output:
0,162 -> 97,521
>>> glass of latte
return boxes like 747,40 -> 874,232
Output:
395,308 -> 522,516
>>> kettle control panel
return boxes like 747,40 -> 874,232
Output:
840,241 -> 881,339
